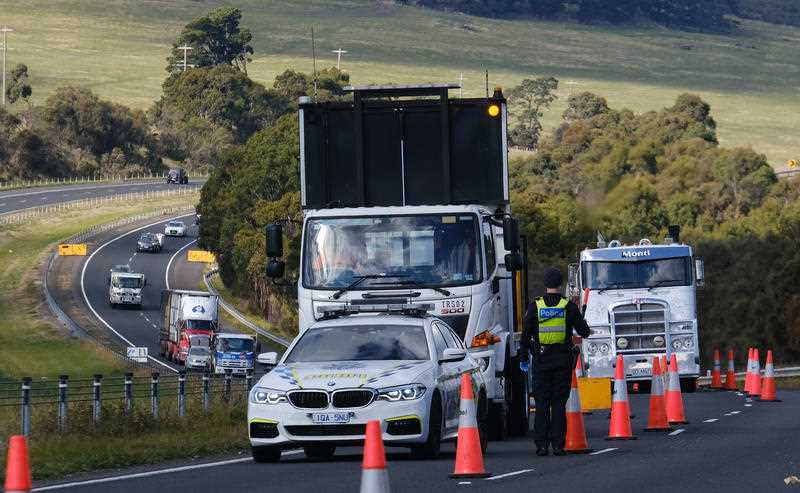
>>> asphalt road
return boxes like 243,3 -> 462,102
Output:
0,181 -> 199,215
33,388 -> 799,492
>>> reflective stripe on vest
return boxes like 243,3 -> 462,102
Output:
536,297 -> 568,345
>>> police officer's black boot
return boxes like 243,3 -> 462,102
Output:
536,446 -> 548,456
552,447 -> 566,456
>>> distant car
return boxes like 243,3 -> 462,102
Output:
185,345 -> 211,371
164,220 -> 187,237
137,232 -> 163,253
166,168 -> 188,185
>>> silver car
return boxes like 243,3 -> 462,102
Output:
185,345 -> 211,371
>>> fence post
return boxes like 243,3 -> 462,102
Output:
21,377 -> 32,436
151,372 -> 160,419
93,374 -> 103,424
124,372 -> 133,414
202,371 -> 210,412
58,375 -> 68,432
224,369 -> 232,402
178,371 -> 186,418
245,369 -> 254,391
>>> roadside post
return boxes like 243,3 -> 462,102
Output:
58,375 -> 68,432
178,371 -> 186,417
92,374 -> 102,424
151,372 -> 159,419
245,369 -> 254,391
124,373 -> 133,414
21,377 -> 31,436
224,369 -> 232,402
202,371 -> 210,412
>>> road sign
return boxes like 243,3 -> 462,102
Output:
187,250 -> 216,263
789,159 -> 798,169
58,244 -> 87,256
126,346 -> 148,363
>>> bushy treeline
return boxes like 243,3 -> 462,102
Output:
400,0 -> 800,31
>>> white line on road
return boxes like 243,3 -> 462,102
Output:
730,410 -> 741,415
744,403 -> 753,407
703,418 -> 718,423
486,469 -> 534,481
33,451 -> 303,491
19,199 -> 26,203
80,214 -> 194,373
458,482 -> 472,485
165,238 -> 198,290
128,252 -> 138,264
590,448 -> 618,455
669,429 -> 685,436
724,413 -> 733,416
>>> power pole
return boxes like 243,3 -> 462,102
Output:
176,45 -> 194,72
332,48 -> 347,70
1,26 -> 13,106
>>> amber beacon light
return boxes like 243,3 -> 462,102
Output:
487,104 -> 501,117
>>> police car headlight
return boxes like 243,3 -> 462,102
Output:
251,387 -> 286,405
616,338 -> 629,350
377,384 -> 426,402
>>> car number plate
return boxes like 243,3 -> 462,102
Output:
311,412 -> 351,424
122,297 -> 132,302
628,366 -> 651,377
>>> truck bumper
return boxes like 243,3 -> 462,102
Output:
585,351 -> 700,381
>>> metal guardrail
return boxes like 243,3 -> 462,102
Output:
204,270 -> 290,348
0,172 -> 208,192
776,169 -> 799,179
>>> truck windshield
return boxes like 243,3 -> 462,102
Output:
216,338 -> 254,352
186,320 -> 214,331
582,257 -> 692,290
112,277 -> 142,288
284,325 -> 429,363
303,215 -> 481,290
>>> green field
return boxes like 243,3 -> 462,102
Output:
1,0 -> 798,167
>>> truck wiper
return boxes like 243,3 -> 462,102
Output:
375,279 -> 452,297
597,281 -> 634,294
647,279 -> 681,291
331,274 -> 408,300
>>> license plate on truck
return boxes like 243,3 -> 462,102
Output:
311,412 -> 351,424
628,366 -> 651,377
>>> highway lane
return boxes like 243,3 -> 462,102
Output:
0,181 -> 200,215
33,388 -> 800,492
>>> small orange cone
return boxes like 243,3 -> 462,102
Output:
744,347 -> 754,394
574,356 -> 592,415
645,357 -> 673,432
758,350 -> 780,402
4,435 -> 32,493
710,349 -> 723,389
724,349 -> 737,391
360,420 -> 390,493
750,348 -> 762,397
606,355 -> 636,440
660,355 -> 668,389
565,369 -> 592,453
450,373 -> 490,479
665,354 -> 689,425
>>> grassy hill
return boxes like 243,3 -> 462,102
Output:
3,0 -> 799,167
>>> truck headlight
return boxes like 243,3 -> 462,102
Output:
653,336 -> 665,347
599,343 -> 610,355
671,337 -> 693,352
251,387 -> 286,405
616,337 -> 629,350
586,341 -> 611,356
377,384 -> 426,402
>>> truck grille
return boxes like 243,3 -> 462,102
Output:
331,390 -> 374,408
612,301 -> 667,352
287,390 -> 329,409
285,424 -> 366,437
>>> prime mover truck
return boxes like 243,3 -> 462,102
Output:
108,269 -> 145,308
159,289 -> 219,365
264,84 -> 530,438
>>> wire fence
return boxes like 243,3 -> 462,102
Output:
0,172 -> 208,192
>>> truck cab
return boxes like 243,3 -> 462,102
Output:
108,271 -> 145,308
211,333 -> 257,375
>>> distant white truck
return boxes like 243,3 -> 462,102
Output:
211,333 -> 257,375
108,270 -> 145,308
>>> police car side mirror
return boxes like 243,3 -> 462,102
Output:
439,348 -> 466,364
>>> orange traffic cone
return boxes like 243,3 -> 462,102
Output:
710,349 -> 723,389
665,354 -> 689,425
4,435 -> 32,493
660,355 -> 668,389
758,350 -> 780,402
565,369 -> 592,453
606,355 -> 636,440
744,347 -> 754,394
645,357 -> 673,432
750,348 -> 762,397
574,357 -> 592,415
360,420 -> 390,493
724,349 -> 737,391
450,373 -> 490,479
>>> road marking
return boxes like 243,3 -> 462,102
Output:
458,482 -> 472,485
486,469 -> 534,481
33,450 -> 303,491
590,448 -> 617,455
128,252 -> 138,264
80,214 -> 194,373
669,429 -> 685,436
736,392 -> 744,396
724,413 -> 733,416
165,238 -> 198,290
744,403 -> 753,407
703,418 -> 718,423
730,410 -> 741,415
41,197 -> 47,200
19,199 -> 26,203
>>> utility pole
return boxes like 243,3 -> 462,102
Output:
458,72 -> 464,98
332,48 -> 347,70
176,45 -> 194,72
1,26 -> 13,106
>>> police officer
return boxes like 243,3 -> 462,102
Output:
521,266 -> 590,456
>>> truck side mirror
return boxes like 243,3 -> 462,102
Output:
502,217 -> 520,252
266,259 -> 285,279
695,259 -> 705,288
143,277 -> 147,287
266,223 -> 283,259
504,252 -> 523,271
567,264 -> 578,297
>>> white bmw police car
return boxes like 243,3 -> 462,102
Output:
247,307 -> 488,462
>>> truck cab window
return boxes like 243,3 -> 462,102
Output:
482,221 -> 496,277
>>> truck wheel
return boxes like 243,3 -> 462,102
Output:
303,445 -> 336,459
411,393 -> 442,460
478,392 -> 489,454
251,445 -> 282,463
680,378 -> 697,393
509,355 -> 530,436
489,400 -> 509,441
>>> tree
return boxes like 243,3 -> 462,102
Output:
6,64 -> 32,105
562,92 -> 609,121
166,7 -> 253,74
508,77 -> 558,150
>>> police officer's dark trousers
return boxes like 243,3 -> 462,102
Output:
533,363 -> 572,449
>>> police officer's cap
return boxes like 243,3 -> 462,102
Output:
543,267 -> 563,288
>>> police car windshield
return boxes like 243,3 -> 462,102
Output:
216,338 -> 254,352
583,257 -> 692,290
285,325 -> 429,363
302,215 -> 481,290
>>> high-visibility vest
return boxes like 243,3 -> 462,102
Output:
536,297 -> 568,345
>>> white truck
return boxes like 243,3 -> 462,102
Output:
265,84 -> 530,438
159,289 -> 219,365
108,270 -> 145,308
567,227 -> 705,391
211,333 -> 257,375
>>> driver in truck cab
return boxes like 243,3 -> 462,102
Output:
521,267 -> 590,457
